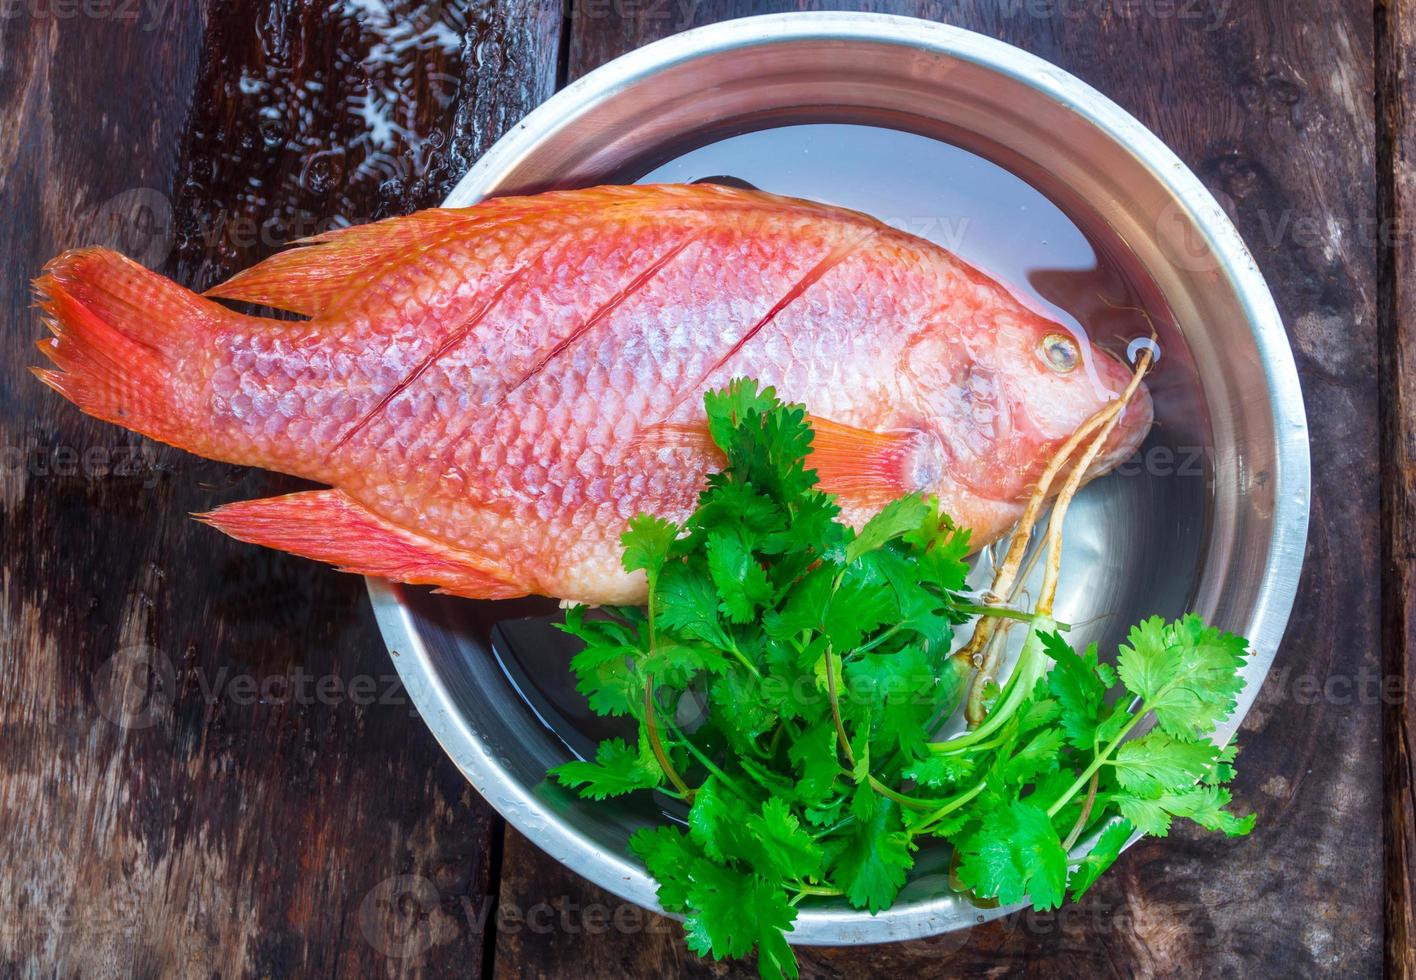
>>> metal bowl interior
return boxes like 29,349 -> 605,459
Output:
367,13 -> 1309,945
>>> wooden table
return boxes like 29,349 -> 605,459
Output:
0,1 -> 1401,976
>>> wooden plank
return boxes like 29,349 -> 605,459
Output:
1378,2 -> 1416,976
494,1 -> 1384,976
0,2 -> 562,974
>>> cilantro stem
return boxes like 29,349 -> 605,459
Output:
1061,772 -> 1100,850
1046,706 -> 1147,819
851,623 -> 901,656
928,617 -> 1053,754
932,721 -> 1015,757
789,882 -> 844,898
670,727 -> 753,800
910,779 -> 986,836
953,602 -> 1069,629
868,775 -> 965,812
810,815 -> 856,839
643,675 -> 693,801
738,755 -> 795,795
823,646 -> 855,769
646,574 -> 659,655
724,639 -> 761,677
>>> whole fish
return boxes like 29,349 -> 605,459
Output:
32,183 -> 1152,605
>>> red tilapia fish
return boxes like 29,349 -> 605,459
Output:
32,184 -> 1152,605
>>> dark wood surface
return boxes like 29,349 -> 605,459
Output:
0,1 -> 1394,977
1380,1 -> 1416,976
0,2 -> 560,976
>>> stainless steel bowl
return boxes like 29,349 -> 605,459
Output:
368,12 -> 1310,945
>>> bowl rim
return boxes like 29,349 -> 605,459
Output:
367,10 -> 1310,946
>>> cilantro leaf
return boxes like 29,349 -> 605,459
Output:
641,639 -> 731,690
688,776 -> 747,863
1117,616 -> 1249,737
711,669 -> 778,751
788,720 -> 842,808
1110,732 -> 1221,794
873,548 -> 957,651
707,530 -> 773,623
834,796 -> 913,912
844,645 -> 939,759
904,753 -> 976,790
821,569 -> 895,652
550,737 -> 661,800
1067,818 -> 1135,900
997,727 -> 1065,787
763,565 -> 833,643
630,826 -> 701,912
845,493 -> 930,563
955,799 -> 1069,910
567,640 -> 638,717
1117,783 -> 1254,838
1043,633 -> 1108,749
683,863 -> 799,979
657,560 -> 733,648
704,378 -> 781,454
902,499 -> 972,592
747,798 -> 825,881
621,513 -> 678,585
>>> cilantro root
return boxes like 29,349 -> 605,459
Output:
548,377 -> 1255,980
958,344 -> 1153,724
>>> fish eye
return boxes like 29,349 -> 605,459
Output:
1039,333 -> 1079,373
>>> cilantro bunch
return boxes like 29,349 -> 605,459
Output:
550,380 -> 1254,979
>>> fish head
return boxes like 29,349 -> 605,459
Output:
905,307 -> 1154,510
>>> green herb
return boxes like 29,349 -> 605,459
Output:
550,380 -> 1254,979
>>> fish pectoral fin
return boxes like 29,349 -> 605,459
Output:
194,489 -> 529,600
643,415 -> 921,507
806,417 -> 923,506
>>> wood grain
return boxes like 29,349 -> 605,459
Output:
496,1 -> 1386,977
0,2 -> 562,975
0,0 -> 1391,977
1379,1 -> 1416,976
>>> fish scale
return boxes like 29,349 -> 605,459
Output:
31,183 -> 1152,605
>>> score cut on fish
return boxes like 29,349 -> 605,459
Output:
30,183 -> 1152,605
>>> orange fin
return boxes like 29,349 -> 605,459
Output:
806,417 -> 920,505
194,489 -> 529,600
32,248 -> 245,450
644,416 -> 919,506
201,189 -> 667,318
641,421 -> 717,453
202,209 -> 482,317
202,183 -> 886,319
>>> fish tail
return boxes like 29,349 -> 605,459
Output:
31,248 -> 235,450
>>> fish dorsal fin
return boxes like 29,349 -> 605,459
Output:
644,415 -> 921,508
203,209 -> 483,317
202,184 -> 886,319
